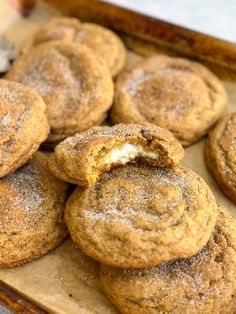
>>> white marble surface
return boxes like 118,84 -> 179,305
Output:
106,0 -> 236,43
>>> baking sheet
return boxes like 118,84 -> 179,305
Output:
0,1 -> 235,313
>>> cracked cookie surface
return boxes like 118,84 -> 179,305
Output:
48,124 -> 184,186
21,17 -> 126,77
100,206 -> 236,314
0,152 -> 70,267
0,79 -> 49,177
111,55 -> 227,146
6,41 -> 114,146
205,112 -> 236,203
65,163 -> 217,268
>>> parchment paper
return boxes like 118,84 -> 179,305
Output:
0,1 -> 235,313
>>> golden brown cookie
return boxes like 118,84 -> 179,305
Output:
65,163 -> 217,268
0,79 -> 49,177
0,152 -> 70,267
21,17 -> 126,76
205,112 -> 236,203
20,17 -> 82,54
100,206 -> 236,314
48,124 -> 184,186
6,41 -> 114,145
111,55 -> 227,146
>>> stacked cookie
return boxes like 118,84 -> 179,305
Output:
100,207 -> 236,314
48,123 -> 236,314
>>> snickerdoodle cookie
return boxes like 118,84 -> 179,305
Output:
205,112 -> 236,203
6,41 -> 114,146
21,17 -> 126,76
21,17 -> 82,54
0,152 -> 69,267
111,55 -> 227,146
0,79 -> 48,177
48,124 -> 184,186
100,206 -> 236,314
65,163 -> 217,268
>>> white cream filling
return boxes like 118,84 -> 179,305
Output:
104,143 -> 159,165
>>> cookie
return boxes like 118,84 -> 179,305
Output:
100,206 -> 236,314
6,41 -> 114,145
0,152 -> 69,267
205,112 -> 236,203
111,55 -> 227,146
48,124 -> 184,186
65,163 -> 217,268
21,17 -> 126,76
21,17 -> 82,54
0,79 -> 49,177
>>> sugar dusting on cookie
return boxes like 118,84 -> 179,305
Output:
101,212 -> 236,310
0,157 -> 47,229
9,162 -> 46,213
6,41 -> 113,142
20,51 -> 81,98
0,113 -> 12,136
113,55 -> 226,146
82,164 -> 198,229
129,68 -> 206,118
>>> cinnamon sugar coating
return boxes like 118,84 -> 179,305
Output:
21,17 -> 126,76
22,17 -> 82,50
48,124 -> 184,186
65,163 -> 217,268
0,79 -> 49,177
205,112 -> 236,203
6,41 -> 114,145
100,206 -> 236,314
0,152 -> 70,267
111,55 -> 227,146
